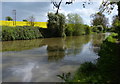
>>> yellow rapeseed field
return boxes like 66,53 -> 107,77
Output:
0,20 -> 47,28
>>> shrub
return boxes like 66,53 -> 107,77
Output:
97,35 -> 120,82
65,24 -> 74,36
77,62 -> 97,76
65,13 -> 86,36
91,25 -> 103,33
104,33 -> 118,43
84,25 -> 91,35
65,24 -> 89,36
1,26 -> 43,41
112,19 -> 120,40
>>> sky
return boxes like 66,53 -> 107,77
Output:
1,0 -> 118,26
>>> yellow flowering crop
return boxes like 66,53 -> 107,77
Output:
0,20 -> 47,28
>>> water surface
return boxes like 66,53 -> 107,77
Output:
2,34 -> 105,82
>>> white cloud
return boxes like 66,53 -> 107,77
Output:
59,9 -> 71,16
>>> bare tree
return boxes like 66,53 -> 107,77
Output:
51,0 -> 63,14
51,0 -> 75,14
51,0 -> 93,15
27,16 -> 35,26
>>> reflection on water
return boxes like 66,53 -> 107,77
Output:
1,39 -> 44,52
10,62 -> 35,82
2,34 -> 106,82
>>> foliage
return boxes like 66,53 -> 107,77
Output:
66,24 -> 87,36
104,33 -> 118,43
1,26 -> 43,41
91,12 -> 108,31
77,62 -> 97,76
112,15 -> 120,39
112,15 -> 119,27
70,62 -> 98,83
47,12 -> 66,37
91,25 -> 104,33
66,24 -> 91,36
57,72 -> 71,82
84,25 -> 91,35
65,13 -> 91,36
97,34 -> 120,83
65,24 -> 74,36
67,13 -> 83,24
5,16 -> 13,21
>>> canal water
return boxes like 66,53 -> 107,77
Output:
1,34 -> 106,82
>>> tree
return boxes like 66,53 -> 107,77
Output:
5,16 -> 13,21
67,13 -> 83,24
111,15 -> 119,31
111,15 -> 120,38
100,0 -> 120,39
47,12 -> 66,37
23,19 -> 28,22
91,12 -> 108,32
84,25 -> 91,35
66,13 -> 84,36
50,0 -> 93,37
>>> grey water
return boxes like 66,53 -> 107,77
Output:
1,33 -> 106,82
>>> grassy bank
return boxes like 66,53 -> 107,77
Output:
1,26 -> 43,41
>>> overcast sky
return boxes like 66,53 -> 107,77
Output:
1,0 -> 118,25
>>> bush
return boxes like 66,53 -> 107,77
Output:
47,12 -> 66,37
84,25 -> 91,35
65,24 -> 74,36
77,62 -> 97,76
112,19 -> 120,40
65,13 -> 88,36
104,33 -> 118,43
97,35 -> 120,82
91,25 -> 103,33
1,26 -> 43,41
65,24 -> 90,36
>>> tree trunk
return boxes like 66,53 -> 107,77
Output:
56,8 -> 59,15
55,0 -> 62,15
